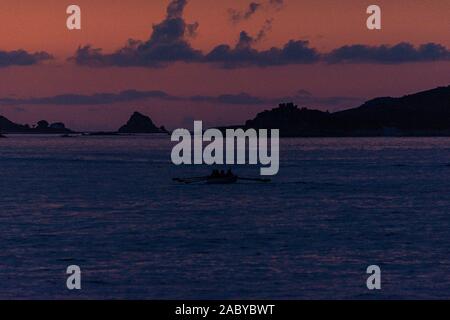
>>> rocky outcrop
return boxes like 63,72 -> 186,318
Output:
0,115 -> 73,134
118,112 -> 167,134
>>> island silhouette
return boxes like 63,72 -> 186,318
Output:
118,112 -> 168,134
1,85 -> 449,137
224,85 -> 450,137
0,116 -> 73,134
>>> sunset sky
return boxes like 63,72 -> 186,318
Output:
0,0 -> 449,130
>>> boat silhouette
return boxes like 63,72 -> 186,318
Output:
173,170 -> 270,185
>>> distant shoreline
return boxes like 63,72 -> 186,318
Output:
2,85 -> 450,137
4,133 -> 450,139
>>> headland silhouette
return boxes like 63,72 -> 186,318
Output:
1,85 -> 450,137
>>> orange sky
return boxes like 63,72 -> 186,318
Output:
0,0 -> 449,130
0,0 -> 449,55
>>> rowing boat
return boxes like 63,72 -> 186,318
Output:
173,175 -> 270,185
206,176 -> 238,184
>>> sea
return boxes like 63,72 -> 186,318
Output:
1,135 -> 450,299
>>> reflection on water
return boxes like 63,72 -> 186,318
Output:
1,135 -> 450,299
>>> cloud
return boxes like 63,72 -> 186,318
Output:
71,0 -> 202,67
189,93 -> 264,105
207,40 -> 450,68
269,0 -> 285,10
276,90 -> 364,109
0,90 -> 175,106
0,50 -> 53,67
228,0 -> 284,24
326,42 -> 450,64
189,91 -> 361,108
69,0 -> 450,69
228,2 -> 262,24
295,89 -> 312,97
205,32 -> 320,68
255,19 -> 273,42
0,89 -> 361,110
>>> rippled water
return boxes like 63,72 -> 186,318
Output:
1,135 -> 450,299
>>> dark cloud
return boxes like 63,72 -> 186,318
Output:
295,89 -> 312,97
71,0 -> 202,67
0,50 -> 53,67
276,90 -> 364,109
187,90 -> 362,109
326,42 -> 450,64
0,89 -> 361,110
206,39 -> 450,69
269,0 -> 285,10
228,2 -> 262,24
255,19 -> 273,42
71,0 -> 317,70
166,0 -> 188,18
228,0 -> 284,24
0,90 -> 175,106
0,90 -> 264,106
205,32 -> 320,68
70,0 -> 450,69
190,93 -> 264,105
72,38 -> 450,69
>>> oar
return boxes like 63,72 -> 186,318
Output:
173,176 -> 208,181
173,176 -> 209,183
237,177 -> 271,183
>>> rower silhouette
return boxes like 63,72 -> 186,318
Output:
211,169 -> 220,178
210,169 -> 235,178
